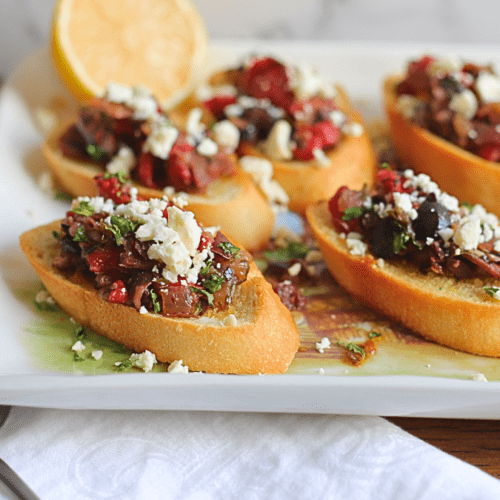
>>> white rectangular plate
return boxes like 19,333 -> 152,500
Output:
2,41 -> 500,416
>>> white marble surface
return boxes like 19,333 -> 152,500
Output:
2,0 -> 500,78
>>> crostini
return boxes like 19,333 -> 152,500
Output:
41,82 -> 275,251
20,190 -> 300,374
173,55 -> 376,214
384,54 -> 500,217
306,165 -> 500,357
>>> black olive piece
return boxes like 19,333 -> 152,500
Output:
413,193 -> 451,241
369,217 -> 399,259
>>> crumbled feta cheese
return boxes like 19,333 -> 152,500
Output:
212,120 -> 240,151
329,110 -> 346,127
342,122 -> 364,137
393,192 -> 413,215
449,89 -> 478,120
453,218 -> 482,250
224,103 -> 244,117
129,350 -> 157,373
468,372 -> 488,382
197,137 -> 218,156
315,337 -> 331,353
186,107 -> 206,138
92,350 -> 103,360
397,95 -> 421,119
319,368 -> 325,375
313,148 -> 330,167
239,156 -> 289,212
427,56 -> 461,77
71,341 -> 85,353
288,62 -> 335,99
475,71 -> 500,103
106,146 -> 136,174
168,359 -> 189,374
166,206 -> 202,256
36,290 -> 55,305
224,314 -> 238,326
288,262 -> 302,276
376,258 -> 385,268
143,119 -> 179,159
105,82 -> 134,103
262,120 -> 293,161
345,232 -> 367,256
139,306 -> 148,314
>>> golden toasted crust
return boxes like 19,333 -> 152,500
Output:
384,75 -> 500,218
240,85 -> 377,214
306,201 -> 500,357
20,221 -> 300,374
41,121 -> 275,251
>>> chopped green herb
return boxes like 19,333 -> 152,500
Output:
461,201 -> 473,211
191,286 -> 214,306
54,191 -> 73,202
86,144 -> 106,162
73,352 -> 86,362
73,201 -> 95,216
150,290 -> 161,314
342,206 -> 364,221
52,230 -> 60,239
393,223 -> 411,254
368,331 -> 381,339
74,325 -> 86,341
116,358 -> 137,372
199,260 -> 213,277
203,273 -> 225,293
380,162 -> 392,171
73,226 -> 89,242
106,215 -> 140,245
33,298 -> 58,312
337,340 -> 365,359
217,241 -> 241,258
104,171 -> 128,184
484,286 -> 500,298
264,241 -> 309,262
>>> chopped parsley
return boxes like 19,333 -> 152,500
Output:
106,215 -> 140,245
116,358 -> 137,372
54,191 -> 73,202
484,286 -> 500,298
150,290 -> 161,314
73,226 -> 89,242
52,230 -> 60,239
217,241 -> 241,258
337,340 -> 365,359
368,331 -> 381,339
461,201 -> 473,211
393,222 -> 411,254
191,286 -> 214,306
199,260 -> 213,277
342,206 -> 364,221
72,201 -> 95,216
86,144 -> 106,162
202,273 -> 226,294
104,171 -> 128,184
264,241 -> 309,262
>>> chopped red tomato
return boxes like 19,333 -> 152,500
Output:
478,144 -> 500,162
239,57 -> 295,112
86,247 -> 121,273
203,95 -> 237,117
328,186 -> 364,233
109,280 -> 128,304
95,174 -> 133,204
292,121 -> 340,160
376,168 -> 406,194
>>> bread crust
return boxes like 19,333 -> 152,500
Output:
383,74 -> 500,218
20,221 -> 300,374
239,85 -> 377,214
306,201 -> 500,357
41,121 -> 275,251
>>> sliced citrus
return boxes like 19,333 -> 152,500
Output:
51,0 -> 209,109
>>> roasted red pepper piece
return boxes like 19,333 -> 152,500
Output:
109,279 -> 128,303
86,247 -> 121,273
203,95 -> 237,117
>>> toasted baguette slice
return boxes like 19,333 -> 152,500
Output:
306,201 -> 500,357
383,74 -> 500,218
20,221 -> 300,374
240,85 -> 377,215
41,122 -> 275,251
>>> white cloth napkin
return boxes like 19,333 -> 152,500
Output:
0,407 -> 499,500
